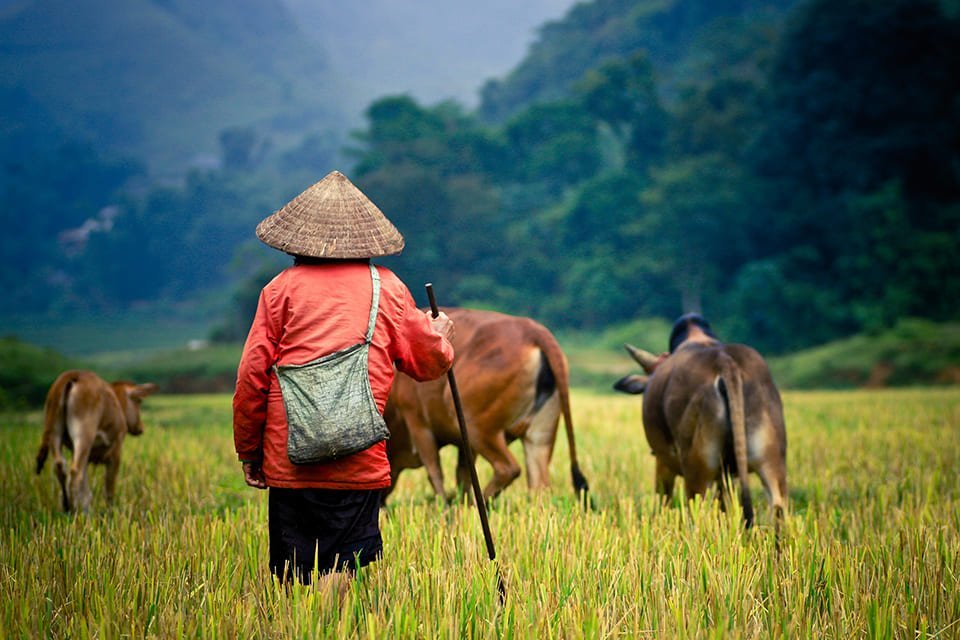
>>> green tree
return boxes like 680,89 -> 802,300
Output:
350,96 -> 506,303
667,14 -> 778,161
576,51 -> 667,172
501,101 -> 603,193
638,154 -> 752,314
740,0 -> 960,346
755,0 -> 960,201
478,0 -> 796,122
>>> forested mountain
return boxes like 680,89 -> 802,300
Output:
2,0 -> 958,357
0,0 -> 577,175
0,0 -> 580,326
344,0 -> 960,352
479,0 -> 797,122
0,0 -> 345,173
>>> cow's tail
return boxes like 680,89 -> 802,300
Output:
535,328 -> 592,507
36,376 -> 72,474
718,356 -> 754,528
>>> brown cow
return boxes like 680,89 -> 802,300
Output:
35,370 -> 158,512
384,308 -> 589,503
614,314 -> 787,528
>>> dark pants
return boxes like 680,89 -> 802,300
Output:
268,487 -> 383,585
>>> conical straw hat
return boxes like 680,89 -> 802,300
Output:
256,171 -> 404,258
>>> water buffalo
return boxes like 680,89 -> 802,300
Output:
614,314 -> 787,528
35,370 -> 158,512
383,308 -> 589,503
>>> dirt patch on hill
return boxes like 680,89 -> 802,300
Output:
864,362 -> 894,388
935,366 -> 960,385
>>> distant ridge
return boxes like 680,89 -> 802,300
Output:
478,0 -> 798,122
0,0 -> 347,174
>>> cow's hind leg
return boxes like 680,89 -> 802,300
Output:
407,422 -> 447,501
473,433 -> 522,501
105,456 -> 121,504
680,390 -> 725,511
756,457 -> 787,524
455,448 -> 472,502
66,420 -> 96,513
54,458 -> 69,512
750,416 -> 788,534
521,393 -> 561,490
48,431 -> 71,512
68,449 -> 94,513
681,453 -> 716,502
654,457 -> 678,505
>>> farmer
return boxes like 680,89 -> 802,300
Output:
233,170 -> 455,594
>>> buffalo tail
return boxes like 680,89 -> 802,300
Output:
536,335 -> 594,509
718,360 -> 754,528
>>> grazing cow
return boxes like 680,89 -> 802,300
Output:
614,314 -> 787,528
383,308 -> 589,503
35,370 -> 158,512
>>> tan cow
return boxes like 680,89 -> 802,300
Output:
35,370 -> 158,512
384,308 -> 589,503
614,313 -> 787,528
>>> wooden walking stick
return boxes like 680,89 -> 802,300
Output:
426,283 -> 507,605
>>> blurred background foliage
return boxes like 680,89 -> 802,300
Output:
2,0 -> 959,405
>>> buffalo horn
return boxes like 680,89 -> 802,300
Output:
624,343 -> 660,374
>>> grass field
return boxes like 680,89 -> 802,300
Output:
2,388 -> 958,638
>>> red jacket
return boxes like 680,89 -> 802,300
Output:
233,261 -> 454,489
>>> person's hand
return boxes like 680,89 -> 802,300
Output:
428,310 -> 455,342
242,461 -> 267,489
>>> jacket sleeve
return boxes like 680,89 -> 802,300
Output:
393,287 -> 455,382
233,288 -> 279,462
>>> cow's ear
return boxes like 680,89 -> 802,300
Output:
130,383 -> 159,399
613,374 -> 648,395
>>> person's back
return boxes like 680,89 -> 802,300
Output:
235,258 -> 454,489
232,171 -> 454,590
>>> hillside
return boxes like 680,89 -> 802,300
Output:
767,319 -> 960,390
1,0 -> 956,360
478,0 -> 797,121
0,0 -> 347,174
0,0 -> 580,175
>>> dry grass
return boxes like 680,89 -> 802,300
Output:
2,388 -> 958,638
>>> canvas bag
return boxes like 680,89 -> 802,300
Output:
275,263 -> 389,464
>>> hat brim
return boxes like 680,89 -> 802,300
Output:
256,171 -> 405,259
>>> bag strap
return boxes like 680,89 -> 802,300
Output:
365,262 -> 381,344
